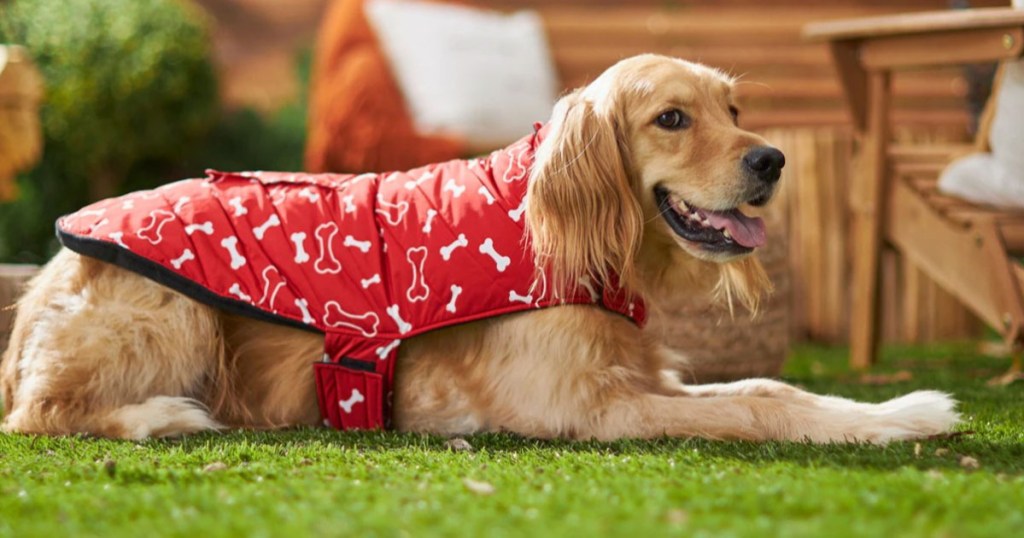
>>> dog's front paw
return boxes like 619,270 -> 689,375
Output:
852,390 -> 960,443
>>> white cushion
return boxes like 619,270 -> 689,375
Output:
366,0 -> 558,149
939,60 -> 1024,207
939,1 -> 1024,208
938,153 -> 1024,208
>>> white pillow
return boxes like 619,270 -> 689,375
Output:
366,0 -> 558,149
938,0 -> 1024,208
939,59 -> 1024,207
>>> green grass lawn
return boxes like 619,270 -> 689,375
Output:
1,343 -> 1022,538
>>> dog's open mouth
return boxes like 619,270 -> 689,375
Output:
654,186 -> 766,254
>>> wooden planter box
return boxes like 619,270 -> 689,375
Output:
0,45 -> 44,201
1,265 -> 38,356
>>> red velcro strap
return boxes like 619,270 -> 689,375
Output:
314,362 -> 384,430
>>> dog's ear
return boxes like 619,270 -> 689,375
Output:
526,90 -> 644,296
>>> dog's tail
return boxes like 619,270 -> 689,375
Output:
98,396 -> 223,439
2,396 -> 222,439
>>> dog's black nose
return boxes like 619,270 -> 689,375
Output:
743,146 -> 785,183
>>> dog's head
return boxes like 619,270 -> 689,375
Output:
527,54 -> 782,311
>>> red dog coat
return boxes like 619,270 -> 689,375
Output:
56,126 -> 646,430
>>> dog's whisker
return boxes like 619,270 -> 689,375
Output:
552,128 -> 601,175
733,79 -> 772,90
646,205 -> 675,225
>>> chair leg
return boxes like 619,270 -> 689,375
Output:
849,216 -> 884,370
988,353 -> 1024,386
849,72 -> 891,369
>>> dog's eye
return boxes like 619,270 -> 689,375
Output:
654,109 -> 690,130
728,106 -> 739,125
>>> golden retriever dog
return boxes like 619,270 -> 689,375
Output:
1,54 -> 958,442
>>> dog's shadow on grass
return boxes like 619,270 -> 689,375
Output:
142,427 -> 1024,476
4,425 -> 1020,477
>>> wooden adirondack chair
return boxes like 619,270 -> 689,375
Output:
804,7 -> 1024,373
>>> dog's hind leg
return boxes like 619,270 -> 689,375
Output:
1,249 -> 224,439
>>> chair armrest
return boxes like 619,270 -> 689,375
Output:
804,8 -> 1024,45
802,8 -> 1024,131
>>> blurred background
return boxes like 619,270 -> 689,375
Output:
0,0 -> 1011,376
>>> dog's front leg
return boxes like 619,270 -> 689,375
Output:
594,388 -> 959,443
394,307 -> 958,443
641,343 -> 961,442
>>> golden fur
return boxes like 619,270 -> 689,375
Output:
1,55 -> 958,442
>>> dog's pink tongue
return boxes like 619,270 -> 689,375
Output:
705,209 -> 766,248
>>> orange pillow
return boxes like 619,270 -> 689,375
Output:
305,0 -> 467,173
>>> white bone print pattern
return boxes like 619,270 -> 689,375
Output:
343,235 -> 372,253
502,140 -> 530,183
509,290 -> 533,304
508,199 -> 527,222
185,221 -> 214,235
136,210 -> 175,245
422,209 -> 438,234
342,195 -> 357,215
440,234 -> 468,261
269,188 -> 287,205
404,171 -> 434,190
361,274 -> 382,289
228,283 -> 252,302
375,339 -> 400,360
294,298 -> 315,325
172,196 -> 190,214
170,248 -> 195,270
323,301 -> 380,337
298,187 -> 320,203
260,266 -> 286,309
479,238 -> 511,272
446,285 -> 463,313
477,186 -> 495,205
220,236 -> 246,270
405,247 -> 429,302
386,304 -> 412,334
375,198 -> 409,225
338,388 -> 365,414
228,196 -> 248,217
108,232 -> 128,248
253,214 -> 281,240
313,222 -> 342,274
443,179 -> 466,198
291,232 -> 310,263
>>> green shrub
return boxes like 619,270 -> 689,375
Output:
0,0 -> 218,263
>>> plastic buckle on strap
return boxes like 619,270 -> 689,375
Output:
314,361 -> 384,430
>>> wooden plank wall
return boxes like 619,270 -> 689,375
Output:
0,265 -> 36,356
760,127 -> 981,343
480,0 -> 1001,343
